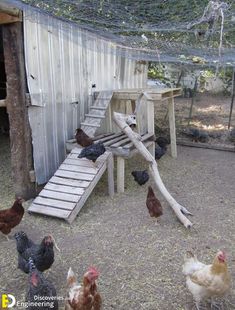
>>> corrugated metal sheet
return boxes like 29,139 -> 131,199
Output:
23,8 -> 147,184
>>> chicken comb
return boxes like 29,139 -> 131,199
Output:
87,266 -> 99,275
46,234 -> 61,252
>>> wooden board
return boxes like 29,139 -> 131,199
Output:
55,170 -> 94,181
64,158 -> 96,167
59,163 -> 97,174
49,176 -> 90,188
29,204 -> 71,219
39,189 -> 81,203
34,197 -> 76,210
45,183 -> 85,195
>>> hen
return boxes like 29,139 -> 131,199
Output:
26,257 -> 58,310
78,142 -> 106,163
155,145 -> 167,160
131,170 -> 149,185
75,128 -> 93,147
155,137 -> 169,160
146,186 -> 163,218
65,266 -> 102,310
156,137 -> 169,148
182,250 -> 231,309
15,232 -> 55,273
183,128 -> 209,143
0,197 -> 24,240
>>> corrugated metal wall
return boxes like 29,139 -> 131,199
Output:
23,9 -> 147,184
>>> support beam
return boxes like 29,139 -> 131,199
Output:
107,153 -> 114,197
113,111 -> 192,229
117,156 -> 125,193
2,22 -> 35,199
168,97 -> 177,158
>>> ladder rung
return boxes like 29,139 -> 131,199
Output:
85,114 -> 105,119
90,106 -> 107,110
81,122 -> 100,127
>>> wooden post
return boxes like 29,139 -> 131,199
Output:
228,69 -> 235,129
168,97 -> 177,158
113,112 -> 193,228
117,156 -> 125,193
2,22 -> 35,199
107,153 -> 114,197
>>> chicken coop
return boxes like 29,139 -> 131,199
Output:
0,0 -> 148,199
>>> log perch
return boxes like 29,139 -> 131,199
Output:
113,111 -> 193,229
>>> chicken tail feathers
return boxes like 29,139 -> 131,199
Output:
182,251 -> 205,276
67,267 -> 77,287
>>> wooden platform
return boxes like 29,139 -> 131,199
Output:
28,149 -> 114,223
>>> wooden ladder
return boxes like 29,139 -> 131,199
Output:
28,148 -> 114,223
81,90 -> 113,137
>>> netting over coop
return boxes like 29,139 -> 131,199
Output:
18,0 -> 235,67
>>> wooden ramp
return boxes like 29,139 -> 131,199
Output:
28,148 -> 114,223
81,90 -> 113,137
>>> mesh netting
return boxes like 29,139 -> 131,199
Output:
10,0 -> 235,66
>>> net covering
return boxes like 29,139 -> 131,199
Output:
14,0 -> 235,66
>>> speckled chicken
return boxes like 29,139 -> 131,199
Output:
131,170 -> 149,185
15,232 -> 55,273
78,142 -> 106,162
146,186 -> 163,218
26,257 -> 58,310
75,128 -> 93,147
65,266 -> 102,310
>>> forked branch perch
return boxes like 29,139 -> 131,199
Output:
113,112 -> 193,229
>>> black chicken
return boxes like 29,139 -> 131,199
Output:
75,128 -> 93,147
15,231 -> 34,254
156,137 -> 169,148
131,170 -> 149,185
78,142 -> 106,162
26,257 -> 58,310
15,232 -> 55,273
155,136 -> 169,160
155,145 -> 167,160
183,128 -> 209,143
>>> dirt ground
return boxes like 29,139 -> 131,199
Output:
0,132 -> 235,309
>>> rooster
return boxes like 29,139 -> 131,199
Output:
182,250 -> 231,309
15,232 -> 56,273
26,257 -> 58,310
0,197 -> 24,240
146,186 -> 163,218
65,266 -> 102,310
75,128 -> 93,147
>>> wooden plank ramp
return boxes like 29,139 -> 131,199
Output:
28,148 -> 114,223
81,90 -> 113,137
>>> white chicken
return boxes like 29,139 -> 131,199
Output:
182,250 -> 231,309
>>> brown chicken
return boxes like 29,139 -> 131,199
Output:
75,128 -> 93,147
65,266 -> 102,310
146,186 -> 163,218
182,250 -> 231,309
0,197 -> 24,240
